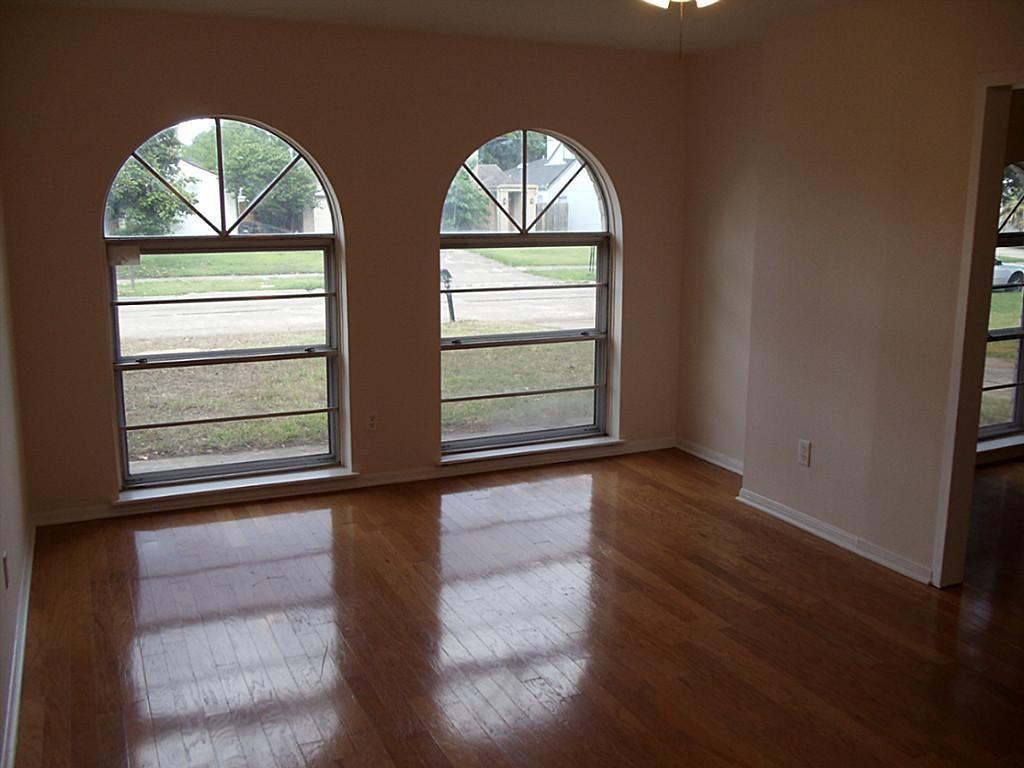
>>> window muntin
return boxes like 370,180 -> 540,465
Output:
980,162 -> 1024,438
440,130 -> 611,453
105,118 -> 334,238
105,117 -> 341,485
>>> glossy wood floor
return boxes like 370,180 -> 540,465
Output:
15,450 -> 1024,767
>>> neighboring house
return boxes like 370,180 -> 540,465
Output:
470,135 -> 603,232
172,159 -> 331,235
173,160 -> 231,236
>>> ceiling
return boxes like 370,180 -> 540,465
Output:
5,0 -> 851,54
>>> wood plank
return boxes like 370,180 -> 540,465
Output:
14,450 -> 1024,766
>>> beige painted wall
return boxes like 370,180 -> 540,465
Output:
676,43 -> 762,468
0,172 -> 30,760
742,0 -> 1024,571
0,7 -> 685,519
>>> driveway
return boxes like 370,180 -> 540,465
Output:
440,249 -> 595,329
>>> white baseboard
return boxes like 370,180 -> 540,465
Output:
675,439 -> 743,475
2,526 -> 35,768
36,436 -> 679,526
736,488 -> 932,584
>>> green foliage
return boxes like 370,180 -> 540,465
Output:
105,131 -> 194,236
185,121 -> 319,233
478,132 -> 547,170
1002,164 -> 1024,230
468,247 -> 595,282
442,170 -> 492,231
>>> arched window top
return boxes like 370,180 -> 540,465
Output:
104,117 -> 334,238
441,130 -> 608,235
1000,162 -> 1024,234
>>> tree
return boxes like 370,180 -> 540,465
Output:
105,131 -> 194,236
478,132 -> 547,170
185,122 -> 319,233
442,169 -> 492,231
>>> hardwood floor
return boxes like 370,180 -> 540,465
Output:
14,450 -> 1024,767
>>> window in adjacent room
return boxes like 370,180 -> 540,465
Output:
439,130 -> 613,454
104,117 -> 343,485
980,162 -> 1024,438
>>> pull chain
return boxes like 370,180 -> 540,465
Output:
678,0 -> 683,60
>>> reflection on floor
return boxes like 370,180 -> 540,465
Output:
967,460 -> 1024,606
15,450 -> 1024,767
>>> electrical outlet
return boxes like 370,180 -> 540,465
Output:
367,411 -> 378,432
797,439 -> 812,467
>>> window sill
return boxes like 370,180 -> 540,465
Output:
116,465 -> 359,511
977,433 -> 1024,465
439,436 -> 624,466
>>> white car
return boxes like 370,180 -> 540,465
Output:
994,257 -> 1024,289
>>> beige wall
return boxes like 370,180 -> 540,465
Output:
0,7 -> 685,519
0,172 -> 30,761
741,0 -> 1024,572
5,0 -> 1024,585
676,43 -> 762,468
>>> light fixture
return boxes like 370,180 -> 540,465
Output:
642,0 -> 719,8
641,0 -> 721,58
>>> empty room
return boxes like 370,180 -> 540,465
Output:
1,0 -> 1024,765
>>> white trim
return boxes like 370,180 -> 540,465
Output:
976,433 -> 1024,465
737,488 -> 932,584
36,437 -> 678,526
675,439 -> 743,475
2,526 -> 34,768
440,436 -> 624,465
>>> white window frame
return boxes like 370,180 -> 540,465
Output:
105,118 -> 344,487
439,130 -> 612,455
980,162 -> 1024,440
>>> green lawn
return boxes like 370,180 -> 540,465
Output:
123,249 -> 598,465
439,319 -> 596,439
117,275 -> 323,298
980,390 -> 1015,427
990,290 -> 1023,336
124,334 -> 329,463
125,250 -> 324,279
469,246 -> 596,283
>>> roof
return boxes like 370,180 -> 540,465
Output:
497,157 -> 580,192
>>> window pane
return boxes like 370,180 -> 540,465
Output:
123,357 -> 327,426
137,118 -> 222,229
442,340 -> 595,399
980,387 -> 1018,429
990,283 -> 1023,332
464,132 -> 526,229
441,168 -> 519,234
442,390 -> 595,443
441,246 -> 598,289
219,119 -> 297,228
115,250 -> 325,300
530,166 -> 606,233
118,296 -> 327,357
999,164 -> 1024,233
234,159 -> 333,235
127,412 -> 330,477
104,157 -> 217,237
992,248 -> 1024,332
440,287 -> 599,338
984,340 -> 1021,388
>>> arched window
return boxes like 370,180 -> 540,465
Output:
981,162 -> 1024,438
439,130 -> 612,453
104,117 -> 343,485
